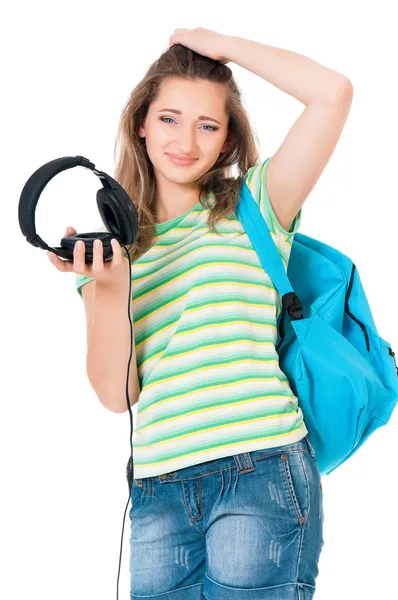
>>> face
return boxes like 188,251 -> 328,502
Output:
138,78 -> 231,190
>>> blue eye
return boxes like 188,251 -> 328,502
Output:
159,116 -> 218,132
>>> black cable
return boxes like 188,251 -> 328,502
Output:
116,243 -> 134,600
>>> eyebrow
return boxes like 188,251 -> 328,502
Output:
157,108 -> 222,126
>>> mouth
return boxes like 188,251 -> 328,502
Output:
166,153 -> 198,166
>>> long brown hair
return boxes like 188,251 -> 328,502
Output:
113,43 -> 261,263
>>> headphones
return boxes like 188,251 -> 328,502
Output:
18,155 -> 139,599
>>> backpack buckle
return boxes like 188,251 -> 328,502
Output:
282,292 -> 303,320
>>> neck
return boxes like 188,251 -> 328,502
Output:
154,195 -> 200,223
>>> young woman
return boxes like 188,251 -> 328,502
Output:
55,28 -> 353,600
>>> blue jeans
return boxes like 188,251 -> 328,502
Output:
129,434 -> 324,599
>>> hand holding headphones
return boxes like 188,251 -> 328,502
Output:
47,225 -> 131,288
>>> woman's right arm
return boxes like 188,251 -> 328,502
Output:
83,278 -> 141,413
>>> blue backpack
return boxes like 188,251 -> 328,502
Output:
235,180 -> 398,476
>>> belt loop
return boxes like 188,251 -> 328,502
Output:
233,451 -> 255,474
159,470 -> 178,482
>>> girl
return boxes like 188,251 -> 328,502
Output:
66,28 -> 353,600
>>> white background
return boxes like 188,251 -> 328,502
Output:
2,1 -> 397,599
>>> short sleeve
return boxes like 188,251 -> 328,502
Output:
76,273 -> 96,298
244,156 -> 302,245
75,224 -> 108,299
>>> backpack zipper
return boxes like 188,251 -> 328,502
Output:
389,347 -> 398,375
344,263 -> 370,351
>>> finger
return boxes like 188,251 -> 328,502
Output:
48,252 -> 74,272
92,238 -> 103,272
64,226 -> 77,236
74,240 -> 87,274
110,238 -> 122,265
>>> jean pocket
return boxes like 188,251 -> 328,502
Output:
280,450 -> 309,527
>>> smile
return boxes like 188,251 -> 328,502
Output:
166,153 -> 197,166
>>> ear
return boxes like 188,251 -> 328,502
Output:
221,138 -> 233,153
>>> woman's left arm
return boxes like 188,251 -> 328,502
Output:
222,35 -> 354,232
221,35 -> 352,105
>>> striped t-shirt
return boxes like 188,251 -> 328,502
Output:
76,156 -> 308,479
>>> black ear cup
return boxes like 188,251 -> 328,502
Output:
96,187 -> 138,245
59,183 -> 138,264
60,231 -> 115,263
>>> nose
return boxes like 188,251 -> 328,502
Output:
174,126 -> 198,155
